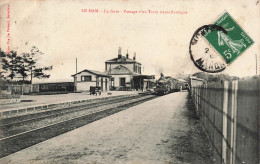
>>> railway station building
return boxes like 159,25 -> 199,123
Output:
189,76 -> 205,87
71,69 -> 110,92
105,47 -> 155,91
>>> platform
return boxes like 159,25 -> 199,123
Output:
0,92 -> 213,163
0,91 -> 139,117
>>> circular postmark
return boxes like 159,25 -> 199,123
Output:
189,25 -> 227,73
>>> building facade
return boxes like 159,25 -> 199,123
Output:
105,47 -> 154,90
72,69 -> 110,92
190,76 -> 205,87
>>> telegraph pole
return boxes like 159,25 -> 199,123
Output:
76,58 -> 78,74
74,58 -> 78,92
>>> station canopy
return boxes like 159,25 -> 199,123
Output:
133,75 -> 155,79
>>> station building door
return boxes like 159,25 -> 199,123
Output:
101,78 -> 103,91
105,79 -> 107,91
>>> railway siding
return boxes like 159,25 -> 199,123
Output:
0,92 -> 213,163
0,93 -> 138,118
0,94 -> 156,158
0,94 -> 146,138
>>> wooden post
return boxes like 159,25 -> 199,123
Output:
230,80 -> 238,164
222,81 -> 229,164
258,78 -> 260,164
139,77 -> 141,91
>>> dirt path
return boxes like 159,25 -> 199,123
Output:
0,92 -> 213,164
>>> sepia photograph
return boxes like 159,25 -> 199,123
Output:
0,0 -> 259,163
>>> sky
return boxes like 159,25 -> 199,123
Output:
0,0 -> 259,83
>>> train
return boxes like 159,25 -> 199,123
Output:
154,75 -> 190,95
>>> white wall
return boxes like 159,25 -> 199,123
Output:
74,71 -> 110,91
77,81 -> 96,91
111,75 -> 132,87
75,71 -> 97,82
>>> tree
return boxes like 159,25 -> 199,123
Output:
0,47 -> 52,84
0,49 -> 6,80
16,53 -> 30,83
1,50 -> 23,80
0,48 -> 6,57
192,72 -> 209,81
26,46 -> 52,83
192,72 -> 239,83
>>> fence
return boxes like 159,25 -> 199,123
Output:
2,84 -> 39,95
191,78 -> 259,164
0,82 -> 74,95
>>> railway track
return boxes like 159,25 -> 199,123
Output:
0,94 -> 140,137
0,93 -> 157,158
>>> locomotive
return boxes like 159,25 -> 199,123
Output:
154,76 -> 177,95
154,74 -> 189,95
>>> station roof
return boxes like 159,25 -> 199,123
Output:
133,75 -> 155,79
71,69 -> 110,77
105,56 -> 141,65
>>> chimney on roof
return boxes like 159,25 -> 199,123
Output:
118,47 -> 122,59
126,50 -> 129,59
133,52 -> 136,60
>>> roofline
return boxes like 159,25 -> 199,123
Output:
34,82 -> 74,85
71,69 -> 110,77
108,73 -> 133,75
190,76 -> 205,81
105,61 -> 141,65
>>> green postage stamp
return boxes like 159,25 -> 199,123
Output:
204,12 -> 254,64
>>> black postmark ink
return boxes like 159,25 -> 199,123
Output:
189,24 -> 227,73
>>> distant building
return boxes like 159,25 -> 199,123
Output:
105,47 -> 154,90
71,69 -> 110,92
190,76 -> 205,87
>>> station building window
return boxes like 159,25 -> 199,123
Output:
81,76 -> 92,81
111,78 -> 114,87
120,78 -> 126,86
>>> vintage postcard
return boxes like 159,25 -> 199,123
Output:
0,0 -> 259,163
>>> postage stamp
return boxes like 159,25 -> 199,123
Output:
203,12 -> 254,64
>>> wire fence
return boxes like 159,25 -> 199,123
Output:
191,78 -> 259,164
